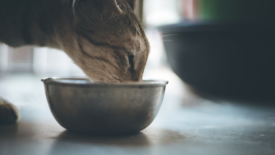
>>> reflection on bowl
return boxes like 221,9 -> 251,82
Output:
42,78 -> 168,134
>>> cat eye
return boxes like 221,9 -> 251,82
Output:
128,53 -> 135,70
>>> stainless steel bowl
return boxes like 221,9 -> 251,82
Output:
42,78 -> 168,134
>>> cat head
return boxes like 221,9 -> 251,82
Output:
66,0 -> 149,83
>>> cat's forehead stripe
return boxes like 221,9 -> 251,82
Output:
80,32 -> 126,51
78,41 -> 120,71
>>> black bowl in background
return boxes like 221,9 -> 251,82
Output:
159,22 -> 275,103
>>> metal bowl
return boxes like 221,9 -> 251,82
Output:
42,78 -> 168,134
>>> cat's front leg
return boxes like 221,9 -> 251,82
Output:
0,98 -> 19,124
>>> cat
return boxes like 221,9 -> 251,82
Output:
0,0 -> 150,124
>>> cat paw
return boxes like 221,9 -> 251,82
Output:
0,98 -> 19,124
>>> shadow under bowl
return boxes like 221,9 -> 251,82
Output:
42,78 -> 168,135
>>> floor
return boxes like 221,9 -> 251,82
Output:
1,69 -> 275,155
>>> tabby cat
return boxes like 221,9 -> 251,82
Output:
0,0 -> 150,124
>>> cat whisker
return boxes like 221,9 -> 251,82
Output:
91,68 -> 110,76
92,62 -> 120,81
94,57 -> 121,80
161,34 -> 178,38
95,74 -> 120,83
135,28 -> 138,53
93,68 -> 114,79
93,59 -> 117,78
90,72 -> 114,82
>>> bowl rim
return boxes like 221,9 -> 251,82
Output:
41,77 -> 169,87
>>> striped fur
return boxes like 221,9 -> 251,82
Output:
0,0 -> 149,83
